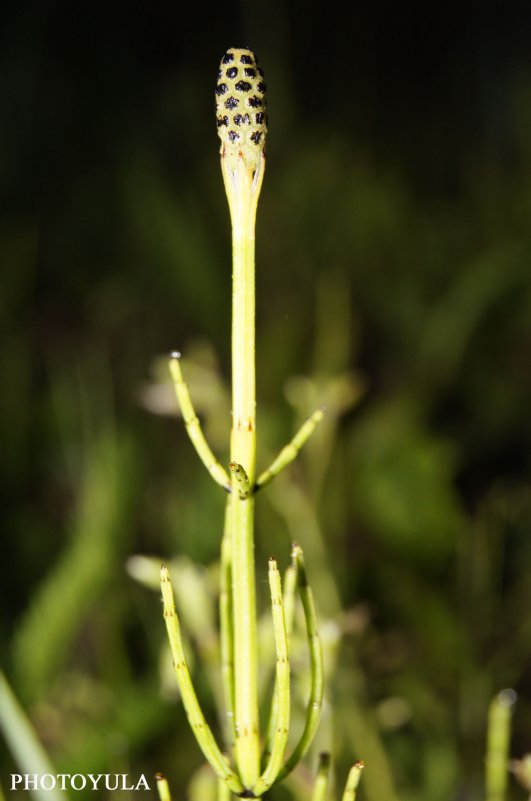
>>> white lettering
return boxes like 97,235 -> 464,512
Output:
9,773 -> 151,792
71,775 -> 86,790
121,774 -> 134,791
10,775 -> 22,790
136,774 -> 151,790
88,774 -> 104,790
57,774 -> 69,790
105,775 -> 119,791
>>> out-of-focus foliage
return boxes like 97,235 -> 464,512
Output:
1,2 -> 531,800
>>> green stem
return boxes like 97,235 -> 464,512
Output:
230,488 -> 259,788
155,774 -> 173,801
231,215 -> 257,477
312,753 -> 332,801
255,408 -> 325,491
264,559 -> 298,758
253,559 -> 290,796
168,353 -> 231,491
217,778 -> 232,801
341,763 -> 365,801
220,500 -> 236,750
0,671 -> 67,801
276,544 -> 324,783
486,689 -> 516,801
225,164 -> 263,791
160,565 -> 244,796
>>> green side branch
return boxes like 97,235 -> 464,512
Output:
276,544 -> 324,783
155,774 -> 172,801
263,559 -> 298,759
342,763 -> 365,801
160,565 -> 244,796
311,752 -> 332,801
256,408 -> 325,492
486,689 -> 516,801
252,560 -> 290,796
168,353 -> 231,492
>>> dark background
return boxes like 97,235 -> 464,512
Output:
2,1 -> 531,799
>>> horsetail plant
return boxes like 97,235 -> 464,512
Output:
158,48 -> 364,800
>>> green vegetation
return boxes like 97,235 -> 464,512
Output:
2,14 -> 531,801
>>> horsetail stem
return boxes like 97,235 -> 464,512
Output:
341,762 -> 365,801
160,565 -> 244,795
154,773 -> 172,801
263,559 -> 298,759
168,352 -> 231,492
217,46 -> 267,789
311,753 -> 332,801
486,689 -> 517,801
251,559 -> 290,796
275,544 -> 324,783
255,407 -> 326,492
159,47 -> 352,798
220,501 -> 236,749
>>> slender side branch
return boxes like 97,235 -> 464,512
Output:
168,353 -> 231,492
282,557 -> 299,641
312,752 -> 332,801
264,557 -> 298,757
255,408 -> 325,492
155,774 -> 172,801
253,559 -> 290,796
276,544 -> 324,783
486,689 -> 516,801
341,763 -> 365,801
160,565 -> 244,796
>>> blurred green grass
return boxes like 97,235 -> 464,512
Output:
2,4 -> 531,800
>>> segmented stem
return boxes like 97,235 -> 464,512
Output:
220,501 -> 236,748
486,689 -> 516,801
218,46 -> 267,790
168,353 -> 231,491
276,544 -> 324,782
282,558 -> 298,640
256,408 -> 326,491
159,45 -> 332,798
312,753 -> 332,801
252,559 -> 290,796
155,774 -> 172,801
160,565 -> 244,796
341,763 -> 365,801
263,556 -> 298,758
230,487 -> 259,788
